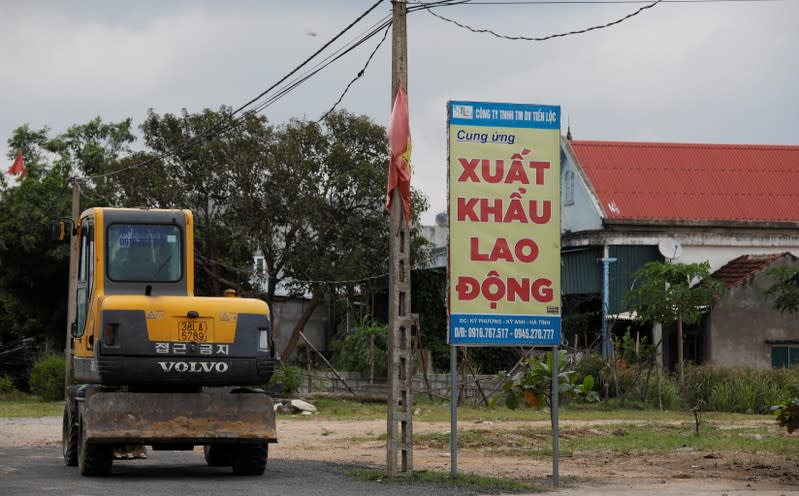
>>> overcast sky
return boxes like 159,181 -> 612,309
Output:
2,0 -> 797,224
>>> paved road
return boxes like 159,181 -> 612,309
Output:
0,447 -> 474,496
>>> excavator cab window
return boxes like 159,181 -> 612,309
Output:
75,222 -> 94,337
107,223 -> 182,283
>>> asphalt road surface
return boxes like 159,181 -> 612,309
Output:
0,447 -> 475,496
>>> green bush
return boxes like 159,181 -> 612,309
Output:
773,382 -> 799,433
497,350 -> 600,410
651,372 -> 680,410
610,364 -> 679,410
0,375 -> 16,394
575,352 -> 607,390
268,365 -> 303,395
332,322 -> 388,378
683,365 -> 799,414
613,329 -> 652,366
29,355 -> 65,401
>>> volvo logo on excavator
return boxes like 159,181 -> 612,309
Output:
157,361 -> 230,373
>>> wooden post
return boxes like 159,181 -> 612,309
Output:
64,179 -> 80,392
306,345 -> 312,393
369,334 -> 375,386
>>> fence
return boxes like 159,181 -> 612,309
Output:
296,369 -> 505,405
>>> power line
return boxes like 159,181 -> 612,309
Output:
411,0 -> 777,4
251,17 -> 393,116
82,1 -> 390,182
198,248 -> 444,288
229,0 -> 387,119
423,0 -> 663,41
318,24 -> 392,122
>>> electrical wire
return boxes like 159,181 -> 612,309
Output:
318,24 -> 392,122
229,0 -> 387,119
82,0 -> 389,182
197,248 -> 444,288
422,0 -> 664,41
410,0 -> 777,4
250,17 -> 393,116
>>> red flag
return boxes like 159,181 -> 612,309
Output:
7,152 -> 25,177
386,82 -> 412,225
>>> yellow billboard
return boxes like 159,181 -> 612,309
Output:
448,101 -> 561,346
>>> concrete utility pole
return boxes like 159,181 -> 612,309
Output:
386,0 -> 415,478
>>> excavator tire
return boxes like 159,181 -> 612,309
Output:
231,444 -> 268,475
203,444 -> 233,466
78,413 -> 113,476
62,401 -> 79,466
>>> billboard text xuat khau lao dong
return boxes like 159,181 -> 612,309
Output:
448,101 -> 561,346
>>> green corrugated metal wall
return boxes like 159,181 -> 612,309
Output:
608,245 -> 662,314
562,248 -> 602,294
561,245 -> 661,314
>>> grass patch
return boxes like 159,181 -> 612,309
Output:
0,394 -> 63,417
287,397 -> 772,425
566,423 -> 796,457
290,399 -> 387,419
412,422 -> 794,458
349,468 -> 540,493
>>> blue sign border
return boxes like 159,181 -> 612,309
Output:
450,314 -> 561,346
449,101 -> 560,130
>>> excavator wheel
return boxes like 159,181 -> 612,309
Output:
203,444 -> 233,466
77,412 -> 113,476
231,444 -> 268,475
62,401 -> 79,466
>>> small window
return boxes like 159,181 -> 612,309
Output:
107,224 -> 182,282
255,257 -> 265,275
771,345 -> 799,368
564,170 -> 575,206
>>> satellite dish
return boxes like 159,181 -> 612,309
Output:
658,238 -> 683,260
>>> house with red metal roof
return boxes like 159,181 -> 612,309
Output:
560,136 -> 799,368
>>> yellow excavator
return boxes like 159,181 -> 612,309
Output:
57,208 -> 277,476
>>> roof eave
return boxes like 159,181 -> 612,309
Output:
602,218 -> 799,229
561,136 -> 607,218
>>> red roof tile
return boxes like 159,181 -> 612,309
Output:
568,140 -> 799,223
711,253 -> 791,289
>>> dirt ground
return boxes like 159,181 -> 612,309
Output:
2,415 -> 798,495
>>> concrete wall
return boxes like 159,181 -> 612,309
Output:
271,298 -> 328,362
707,255 -> 799,368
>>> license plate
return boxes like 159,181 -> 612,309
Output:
177,320 -> 209,342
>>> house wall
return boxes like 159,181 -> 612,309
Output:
662,232 -> 799,273
564,230 -> 799,273
271,298 -> 328,362
560,146 -> 603,233
707,256 -> 799,368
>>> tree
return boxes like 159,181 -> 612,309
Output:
765,266 -> 799,314
1,108 -> 431,367
225,110 -> 429,360
90,107 -> 429,361
0,118 -> 134,346
623,261 -> 724,387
